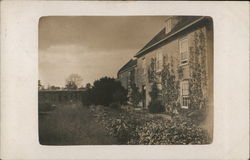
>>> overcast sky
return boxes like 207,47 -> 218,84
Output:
39,16 -> 167,87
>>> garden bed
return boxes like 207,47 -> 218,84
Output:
89,105 -> 211,145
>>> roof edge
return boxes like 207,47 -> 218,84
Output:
117,64 -> 137,75
135,16 -> 206,58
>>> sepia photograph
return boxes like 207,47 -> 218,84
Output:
1,1 -> 249,159
38,16 -> 213,145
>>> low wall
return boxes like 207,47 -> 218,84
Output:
39,90 -> 85,104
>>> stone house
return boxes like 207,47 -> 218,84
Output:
117,59 -> 138,104
117,59 -> 137,90
118,16 -> 213,112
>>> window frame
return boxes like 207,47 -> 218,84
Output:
180,80 -> 190,109
179,37 -> 189,65
182,96 -> 189,109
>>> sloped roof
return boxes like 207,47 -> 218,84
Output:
135,16 -> 204,57
118,59 -> 137,74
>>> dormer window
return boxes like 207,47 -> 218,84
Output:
165,19 -> 172,34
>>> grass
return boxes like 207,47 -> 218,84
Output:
39,102 -> 118,145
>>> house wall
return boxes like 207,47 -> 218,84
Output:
118,71 -> 130,90
118,66 -> 137,90
136,24 -> 211,109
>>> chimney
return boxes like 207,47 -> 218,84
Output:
165,16 -> 179,34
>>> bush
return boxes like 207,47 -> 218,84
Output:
90,106 -> 210,145
148,83 -> 165,113
109,102 -> 121,110
129,82 -> 141,106
82,88 -> 93,106
148,100 -> 165,113
39,102 -> 56,112
113,90 -> 127,105
90,77 -> 128,106
188,109 -> 206,125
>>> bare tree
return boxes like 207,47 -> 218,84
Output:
65,73 -> 83,89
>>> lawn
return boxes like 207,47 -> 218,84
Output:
39,102 -> 118,145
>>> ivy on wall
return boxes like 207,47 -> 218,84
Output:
161,56 -> 180,112
129,68 -> 142,106
144,28 -> 208,114
148,57 -> 156,83
147,55 -> 180,113
189,29 -> 207,111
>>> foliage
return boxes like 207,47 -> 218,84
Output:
85,83 -> 92,90
149,82 -> 159,100
49,85 -> 61,90
161,56 -> 179,112
38,80 -> 45,90
109,102 -> 121,110
147,58 -> 156,83
129,69 -> 142,106
189,29 -> 207,111
65,81 -> 78,90
39,102 -> 56,112
129,83 -> 142,106
89,77 -> 128,106
113,90 -> 127,105
65,73 -> 83,89
38,80 -> 42,88
187,109 -> 206,125
82,88 -> 92,106
148,82 -> 165,113
148,100 -> 165,113
90,105 -> 210,145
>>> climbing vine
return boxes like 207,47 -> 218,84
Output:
147,57 -> 156,83
161,56 -> 180,113
129,68 -> 142,106
189,29 -> 207,111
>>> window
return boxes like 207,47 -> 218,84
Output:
180,81 -> 189,109
179,38 -> 189,65
156,51 -> 163,72
182,65 -> 190,79
165,19 -> 171,34
142,57 -> 146,74
182,96 -> 189,109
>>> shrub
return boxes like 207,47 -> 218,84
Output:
82,89 -> 92,106
148,82 -> 165,113
188,109 -> 207,125
113,89 -> 127,105
90,106 -> 210,145
148,100 -> 165,113
129,82 -> 142,106
39,102 -> 56,112
90,77 -> 128,106
109,102 -> 121,110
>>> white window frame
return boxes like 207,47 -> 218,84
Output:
180,81 -> 189,109
179,38 -> 189,65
